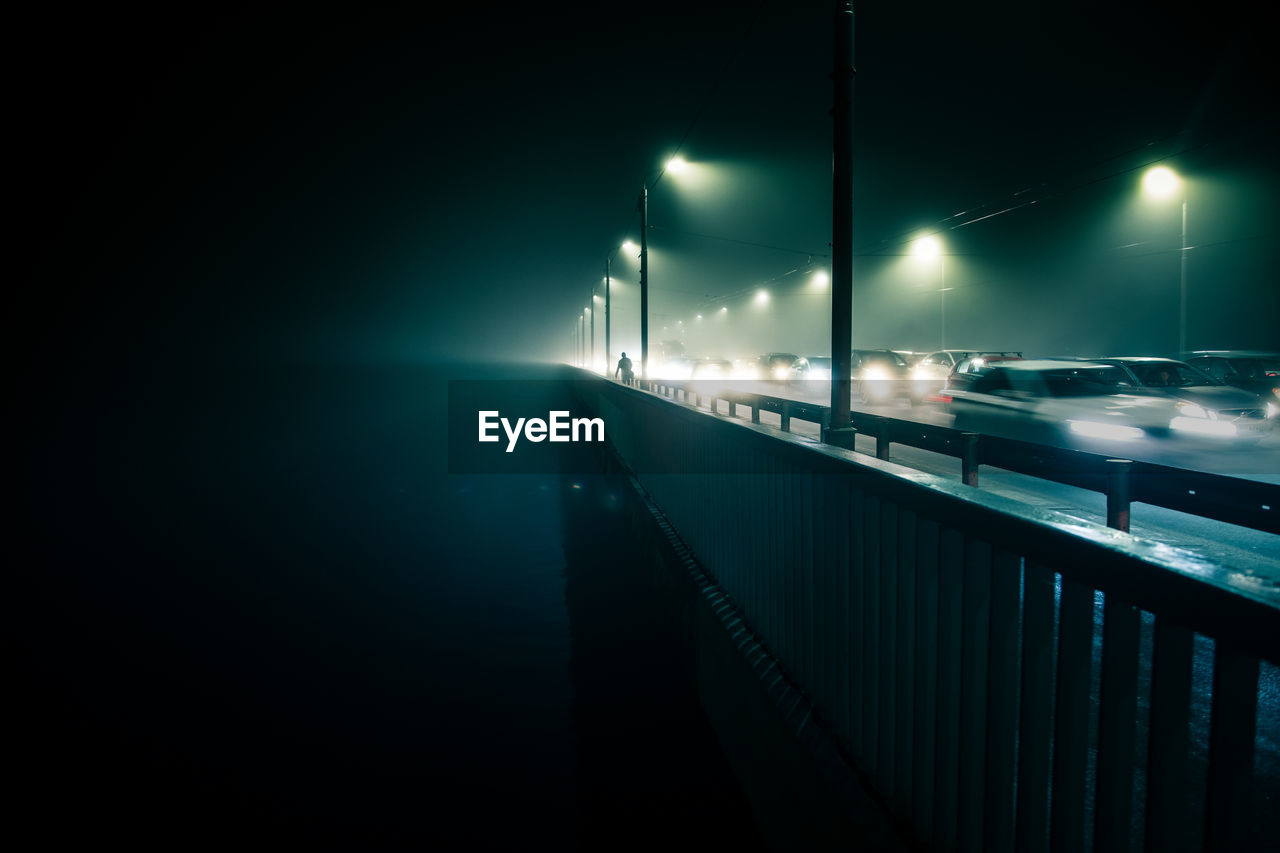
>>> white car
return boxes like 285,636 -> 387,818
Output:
909,349 -> 1023,402
946,360 -> 1207,448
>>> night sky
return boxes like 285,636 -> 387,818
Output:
12,2 -> 1277,381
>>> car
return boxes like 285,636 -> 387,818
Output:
654,355 -> 698,380
909,349 -> 1024,402
756,352 -> 809,384
1181,351 -> 1280,410
850,349 -> 912,404
1085,356 -> 1276,440
946,360 -> 1195,448
938,354 -> 1025,398
691,357 -> 733,380
804,356 -> 832,381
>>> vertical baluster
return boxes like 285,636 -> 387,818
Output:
850,489 -> 866,760
1096,596 -> 1140,853
879,501 -> 899,800
984,550 -> 1021,853
1016,562 -> 1055,853
912,518 -> 940,845
895,510 -> 918,820
1051,578 -> 1094,853
935,527 -> 965,852
958,539 -> 992,853
863,494 -> 882,778
1204,643 -> 1260,850
1145,618 -> 1193,853
836,477 -> 853,753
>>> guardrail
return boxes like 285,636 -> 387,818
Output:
580,372 -> 1280,852
637,378 -> 1279,535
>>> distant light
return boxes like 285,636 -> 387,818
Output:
812,270 -> 830,288
720,306 -> 728,313
622,240 -> 639,253
755,289 -> 769,305
696,314 -> 703,320
666,156 -> 689,174
1143,166 -> 1181,199
913,235 -> 942,258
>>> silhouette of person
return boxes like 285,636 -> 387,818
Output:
615,352 -> 634,384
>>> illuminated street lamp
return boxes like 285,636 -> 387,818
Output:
637,156 -> 695,380
913,235 -> 951,349
1142,165 -> 1188,354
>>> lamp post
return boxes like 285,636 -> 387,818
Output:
913,235 -> 949,349
639,183 -> 649,380
604,257 -> 611,374
828,0 -> 855,432
1143,165 -> 1188,354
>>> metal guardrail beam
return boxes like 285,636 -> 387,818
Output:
642,378 -> 1279,535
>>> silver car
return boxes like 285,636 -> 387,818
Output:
1088,357 -> 1275,441
947,360 -> 1195,448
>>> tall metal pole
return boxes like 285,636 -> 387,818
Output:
1179,196 -> 1188,355
605,257 -> 612,374
940,254 -> 946,350
589,287 -> 595,372
828,1 -> 855,432
639,184 -> 649,381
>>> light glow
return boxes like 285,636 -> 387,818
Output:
1171,417 -> 1237,437
1068,420 -> 1144,441
913,235 -> 942,258
754,289 -> 769,305
1143,166 -> 1181,199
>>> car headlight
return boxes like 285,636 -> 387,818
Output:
862,366 -> 888,381
1175,401 -> 1212,420
1266,401 -> 1278,419
1171,417 -> 1237,437
1067,420 -> 1144,441
773,365 -> 791,379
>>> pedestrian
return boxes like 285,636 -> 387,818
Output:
615,352 -> 634,384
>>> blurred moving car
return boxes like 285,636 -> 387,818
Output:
655,355 -> 698,380
909,349 -> 1023,402
945,360 -> 1216,448
1182,351 -> 1280,409
938,354 -> 1025,398
1087,356 -> 1276,439
851,349 -> 911,404
805,356 -> 832,381
691,357 -> 733,380
756,353 -> 809,384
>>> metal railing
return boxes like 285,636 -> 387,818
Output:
578,372 -> 1280,852
639,377 -> 1278,535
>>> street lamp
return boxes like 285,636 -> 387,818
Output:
912,235 -> 951,349
1142,165 -> 1188,355
636,157 -> 697,381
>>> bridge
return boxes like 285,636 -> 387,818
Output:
567,368 -> 1279,852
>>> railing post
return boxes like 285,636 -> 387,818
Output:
752,404 -> 761,424
961,432 -> 979,487
781,401 -> 791,432
1106,459 -> 1132,532
876,419 -> 890,460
